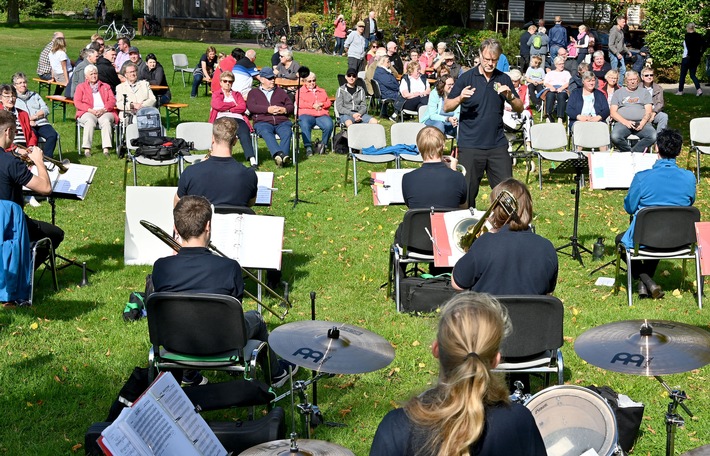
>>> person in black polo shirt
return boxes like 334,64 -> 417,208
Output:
445,39 -> 523,208
175,117 -> 258,207
451,178 -> 557,295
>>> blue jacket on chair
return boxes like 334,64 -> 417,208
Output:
0,200 -> 32,302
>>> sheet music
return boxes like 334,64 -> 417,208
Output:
255,171 -> 274,206
371,169 -> 413,205
431,209 -> 486,267
210,212 -> 285,269
695,222 -> 710,276
52,164 -> 96,199
588,152 -> 657,189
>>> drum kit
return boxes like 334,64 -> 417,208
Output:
239,318 -> 396,455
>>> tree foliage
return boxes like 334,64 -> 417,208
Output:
643,0 -> 709,68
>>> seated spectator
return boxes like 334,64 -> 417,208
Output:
335,68 -> 378,127
142,54 -> 171,106
151,195 -> 298,387
273,35 -> 288,55
232,49 -> 259,99
616,129 -> 695,299
452,178 -> 558,295
527,27 -> 549,70
566,71 -> 610,132
421,75 -> 459,137
246,68 -> 293,167
554,47 -> 577,76
419,41 -> 437,75
49,36 -> 73,95
370,292 -> 547,455
366,40 -> 380,64
212,48 -> 243,95
433,41 -> 448,66
97,47 -> 120,94
591,50 -> 611,91
191,46 -> 217,98
406,48 -> 420,69
37,32 -> 63,81
503,69 -> 533,140
364,48 -> 387,96
70,48 -> 99,99
640,69 -> 668,133
116,63 -> 156,122
602,69 -> 620,106
73,64 -> 117,157
208,71 -> 256,167
525,55 -> 545,110
274,46 -> 295,76
0,84 -> 38,150
120,47 -> 146,80
610,70 -> 656,152
296,72 -> 333,156
433,52 -> 462,79
386,41 -> 403,76
373,55 -> 400,118
567,61 -> 589,92
496,53 -> 510,72
12,73 -> 59,158
543,56 -> 572,123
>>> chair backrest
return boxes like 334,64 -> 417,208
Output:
391,122 -> 425,147
417,105 -> 427,122
400,208 -> 455,253
357,70 -> 366,80
371,79 -> 383,99
214,205 -> 256,215
172,53 -> 189,69
125,123 -> 139,151
496,295 -> 564,358
690,117 -> 710,149
530,122 -> 568,151
347,123 -> 386,150
573,122 -> 610,151
176,122 -> 213,151
633,206 -> 700,249
337,74 -> 346,87
146,292 -> 249,356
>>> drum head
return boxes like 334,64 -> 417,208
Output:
525,385 -> 618,456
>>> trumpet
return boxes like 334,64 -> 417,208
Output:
12,145 -> 71,174
456,190 -> 518,252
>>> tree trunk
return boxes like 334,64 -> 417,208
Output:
123,0 -> 133,23
483,0 -> 496,30
7,0 -> 20,25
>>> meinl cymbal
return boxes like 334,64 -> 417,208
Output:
268,320 -> 395,374
575,320 -> 710,375
239,439 -> 354,456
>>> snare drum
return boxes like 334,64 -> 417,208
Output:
525,385 -> 619,456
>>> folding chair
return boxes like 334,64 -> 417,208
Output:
171,54 -> 195,87
123,123 -> 179,186
530,122 -> 579,189
344,123 -> 393,195
175,121 -> 212,172
572,121 -> 611,152
75,118 -> 119,155
391,122 -> 425,166
690,117 -> 710,183
492,295 -> 565,388
614,206 -> 702,308
146,292 -> 272,382
250,127 -> 297,165
371,79 -> 395,118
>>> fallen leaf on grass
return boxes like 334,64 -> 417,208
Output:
71,443 -> 82,452
418,363 -> 426,368
411,340 -> 420,347
54,375 -> 62,383
30,322 -> 38,330
105,349 -> 111,357
339,408 -> 352,418
75,327 -> 85,333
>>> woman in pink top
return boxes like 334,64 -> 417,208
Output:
333,15 -> 347,56
296,72 -> 333,156
543,56 -> 572,123
418,41 -> 437,74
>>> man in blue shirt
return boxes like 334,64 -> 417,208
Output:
617,128 -> 696,298
445,39 -> 523,208
548,16 -> 567,60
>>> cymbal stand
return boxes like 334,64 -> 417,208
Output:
272,373 -> 333,438
655,376 -> 693,456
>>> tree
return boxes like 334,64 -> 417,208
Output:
122,0 -> 132,22
643,0 -> 709,68
6,0 -> 19,24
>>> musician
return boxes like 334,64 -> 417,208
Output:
451,178 -> 557,295
151,195 -> 297,387
175,117 -> 257,208
371,292 -> 546,455
0,110 -> 64,271
616,128 -> 695,299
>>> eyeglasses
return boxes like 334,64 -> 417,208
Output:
306,79 -> 316,82
1,94 -> 15,99
13,81 -> 27,85
346,74 -> 356,78
221,79 -> 233,83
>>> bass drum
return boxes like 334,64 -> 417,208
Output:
525,385 -> 620,456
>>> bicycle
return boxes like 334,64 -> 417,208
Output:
142,14 -> 162,37
98,19 -> 135,41
257,17 -> 277,49
450,34 -> 475,68
283,24 -> 304,52
304,22 -> 331,54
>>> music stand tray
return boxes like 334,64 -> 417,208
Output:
552,157 -> 593,266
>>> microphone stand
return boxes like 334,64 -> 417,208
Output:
289,66 -> 312,208
118,94 -> 129,159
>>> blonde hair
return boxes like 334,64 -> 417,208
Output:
52,37 -> 67,53
406,60 -> 420,75
404,292 -> 511,456
416,126 -> 446,160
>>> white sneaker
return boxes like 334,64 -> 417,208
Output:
697,89 -> 703,97
675,91 -> 683,96
29,196 -> 41,207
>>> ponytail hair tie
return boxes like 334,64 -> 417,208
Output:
465,352 -> 481,362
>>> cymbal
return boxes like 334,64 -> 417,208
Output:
682,444 -> 710,455
239,439 -> 354,456
268,320 -> 395,374
575,320 -> 710,375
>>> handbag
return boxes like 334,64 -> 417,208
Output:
398,276 -> 461,313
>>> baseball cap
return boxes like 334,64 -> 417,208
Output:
346,68 -> 358,77
128,46 -> 140,54
259,67 -> 276,79
356,21 -> 365,27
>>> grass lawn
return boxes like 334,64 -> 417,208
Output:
1,18 -> 709,455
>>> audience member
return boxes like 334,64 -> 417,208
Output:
37,32 -> 63,81
363,10 -> 377,45
209,71 -> 256,167
567,61 -> 589,92
640,69 -> 667,132
121,47 -> 146,80
433,52 -> 462,79
555,47 -> 578,76
246,68 -> 294,167
591,51 -> 611,90
70,48 -> 99,98
296,72 -> 333,156
503,69 -> 533,140
232,49 -> 259,99
519,25 -> 536,71
421,75 -> 459,137
114,37 -> 131,73
364,49 -> 386,95
386,41 -> 403,75
371,292 -> 547,455
0,84 -> 38,150
602,69 -> 620,105
333,14 -> 347,56
191,46 -> 217,98
275,49 -> 301,80
566,72 -> 610,131
74,64 -> 117,157
214,48 -> 243,95
543,56 -> 572,123
97,47 -> 120,93
271,43 -> 288,70
452,178 -> 558,294
617,129 -> 695,299
366,41 -> 380,64
399,60 -> 430,113
142,54 -> 171,106
496,53 -> 510,72
373,55 -> 400,118
609,16 -> 631,85
610,70 -> 656,152
677,22 -> 704,96
115,62 -> 156,122
49,36 -> 72,95
344,21 -> 368,72
12,73 -> 59,158
419,41 -> 437,74
525,54 -> 545,110
549,16 -> 567,58
573,24 -> 590,64
527,27 -> 549,70
335,68 -> 377,127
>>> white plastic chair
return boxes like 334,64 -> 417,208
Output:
391,122 -> 425,166
175,122 -> 212,172
572,122 -> 611,153
690,117 -> 710,183
530,123 -> 579,189
344,123 -> 393,195
123,123 -> 178,186
171,54 -> 194,87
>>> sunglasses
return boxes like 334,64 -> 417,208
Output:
306,79 -> 316,82
221,79 -> 233,83
642,74 -> 654,77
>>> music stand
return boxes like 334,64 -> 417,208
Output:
289,66 -> 313,208
551,157 -> 593,266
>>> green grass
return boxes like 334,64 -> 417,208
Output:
1,18 -> 710,455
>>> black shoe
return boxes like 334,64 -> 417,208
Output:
274,152 -> 284,167
305,147 -> 314,157
637,281 -> 649,299
315,142 -> 326,155
282,154 -> 292,166
251,162 -> 259,170
639,273 -> 664,299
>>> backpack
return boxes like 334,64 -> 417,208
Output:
131,136 -> 193,161
333,131 -> 349,154
533,34 -> 542,49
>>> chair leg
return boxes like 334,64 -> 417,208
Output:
352,156 -> 359,196
537,155 -> 543,190
133,159 -> 138,186
613,247 -> 622,295
681,258 -> 688,291
344,152 -> 350,188
626,256 -> 633,306
695,249 -> 703,309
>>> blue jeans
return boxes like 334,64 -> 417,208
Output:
299,114 -> 333,149
191,71 -> 206,97
334,37 -> 345,55
34,124 -> 59,158
678,57 -> 700,92
424,119 -> 456,137
234,118 -> 255,160
611,122 -> 656,152
609,53 -> 626,85
254,121 -> 293,157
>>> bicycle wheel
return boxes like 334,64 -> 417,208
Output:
124,25 -> 135,40
320,37 -> 331,55
99,25 -> 114,41
290,34 -> 303,52
304,36 -> 317,52
142,23 -> 149,36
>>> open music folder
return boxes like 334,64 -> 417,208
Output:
97,372 -> 227,456
430,209 -> 486,267
255,171 -> 275,206
24,163 -> 97,200
370,169 -> 413,206
587,152 -> 656,190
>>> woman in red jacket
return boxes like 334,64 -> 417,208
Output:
209,70 -> 256,166
74,64 -> 117,157
296,72 -> 333,156
333,14 -> 347,56
0,84 -> 38,150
